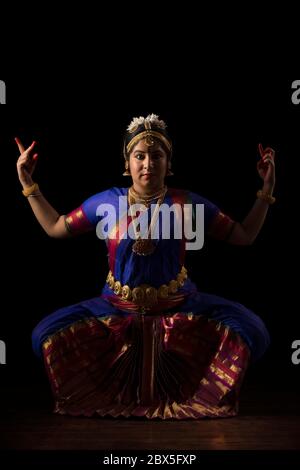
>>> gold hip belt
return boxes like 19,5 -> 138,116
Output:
106,266 -> 188,308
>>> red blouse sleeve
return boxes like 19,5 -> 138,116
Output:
64,206 -> 94,235
207,211 -> 236,241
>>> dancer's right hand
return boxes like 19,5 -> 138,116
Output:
15,137 -> 39,188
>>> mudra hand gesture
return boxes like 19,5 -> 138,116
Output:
257,143 -> 276,191
15,137 -> 39,189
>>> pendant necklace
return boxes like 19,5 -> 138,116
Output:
128,186 -> 167,256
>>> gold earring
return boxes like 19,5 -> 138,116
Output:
166,161 -> 174,176
123,161 -> 131,176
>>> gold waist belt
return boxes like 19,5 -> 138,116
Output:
106,266 -> 188,307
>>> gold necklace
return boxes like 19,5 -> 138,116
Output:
128,187 -> 167,256
129,185 -> 167,208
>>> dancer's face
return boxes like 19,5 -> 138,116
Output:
129,139 -> 168,194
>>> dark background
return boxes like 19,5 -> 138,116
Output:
0,76 -> 299,391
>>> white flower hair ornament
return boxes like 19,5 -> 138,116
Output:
127,114 -> 167,134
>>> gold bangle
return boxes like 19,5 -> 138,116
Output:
256,189 -> 276,205
22,183 -> 39,197
27,192 -> 42,198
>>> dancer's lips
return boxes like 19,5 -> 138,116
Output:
141,173 -> 154,179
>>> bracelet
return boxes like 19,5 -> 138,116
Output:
22,183 -> 39,197
256,189 -> 276,205
28,192 -> 42,198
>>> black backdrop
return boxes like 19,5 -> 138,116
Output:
0,76 -> 299,390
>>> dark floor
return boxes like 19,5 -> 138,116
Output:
0,363 -> 299,467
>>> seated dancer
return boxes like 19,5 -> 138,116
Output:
15,114 -> 275,419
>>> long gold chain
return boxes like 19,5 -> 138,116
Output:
128,186 -> 168,255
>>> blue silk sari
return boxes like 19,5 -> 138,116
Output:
32,187 -> 269,419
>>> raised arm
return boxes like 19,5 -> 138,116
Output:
227,144 -> 276,245
16,137 -> 70,239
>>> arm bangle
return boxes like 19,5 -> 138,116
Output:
22,183 -> 39,197
256,189 -> 276,205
